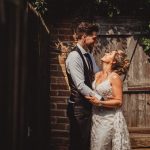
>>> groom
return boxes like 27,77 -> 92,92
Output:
66,22 -> 102,150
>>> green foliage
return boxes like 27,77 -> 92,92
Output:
95,0 -> 150,17
95,0 -> 120,17
141,37 -> 150,52
141,23 -> 150,52
48,0 -> 150,20
32,0 -> 48,15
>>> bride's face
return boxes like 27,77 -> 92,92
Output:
101,50 -> 117,63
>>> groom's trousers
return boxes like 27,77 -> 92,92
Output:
67,102 -> 92,150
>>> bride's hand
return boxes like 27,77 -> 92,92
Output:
85,96 -> 101,106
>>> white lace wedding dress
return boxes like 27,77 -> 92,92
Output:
91,74 -> 131,150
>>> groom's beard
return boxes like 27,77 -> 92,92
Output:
87,44 -> 94,53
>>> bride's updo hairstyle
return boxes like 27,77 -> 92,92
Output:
112,50 -> 130,75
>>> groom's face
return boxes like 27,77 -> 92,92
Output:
84,31 -> 97,46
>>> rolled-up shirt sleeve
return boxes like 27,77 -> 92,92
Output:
66,51 -> 102,99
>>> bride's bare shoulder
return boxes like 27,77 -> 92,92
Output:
110,72 -> 122,83
111,72 -> 121,79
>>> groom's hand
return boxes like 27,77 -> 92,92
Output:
85,96 -> 101,106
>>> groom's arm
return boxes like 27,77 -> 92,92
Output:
66,51 -> 102,100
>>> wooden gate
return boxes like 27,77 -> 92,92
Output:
124,36 -> 150,149
95,17 -> 150,149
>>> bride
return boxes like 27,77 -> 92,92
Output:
86,50 -> 131,150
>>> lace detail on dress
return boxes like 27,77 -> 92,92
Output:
92,79 -> 112,100
112,109 -> 131,150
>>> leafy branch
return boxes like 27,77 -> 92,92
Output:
97,0 -> 120,17
55,33 -> 77,55
32,0 -> 48,15
141,23 -> 150,52
141,37 -> 150,52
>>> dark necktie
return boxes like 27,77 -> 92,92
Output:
84,53 -> 93,73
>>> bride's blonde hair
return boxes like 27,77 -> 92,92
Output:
112,50 -> 130,75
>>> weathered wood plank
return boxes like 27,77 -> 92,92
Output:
122,94 -> 128,123
128,87 -> 150,91
131,94 -> 138,126
126,94 -> 138,127
132,148 -> 150,150
146,94 -> 150,127
130,133 -> 150,148
127,45 -> 150,87
123,93 -> 150,128
129,127 -> 150,134
137,94 -> 146,127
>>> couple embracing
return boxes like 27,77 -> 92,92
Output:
66,22 -> 131,150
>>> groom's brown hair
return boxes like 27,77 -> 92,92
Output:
76,22 -> 99,40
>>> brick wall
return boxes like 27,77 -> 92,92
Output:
49,21 -> 74,150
